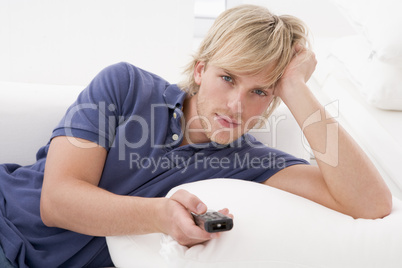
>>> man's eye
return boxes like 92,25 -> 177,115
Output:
253,89 -> 267,96
222,76 -> 233,83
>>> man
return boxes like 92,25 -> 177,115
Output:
0,5 -> 392,267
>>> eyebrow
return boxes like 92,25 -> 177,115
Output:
223,69 -> 274,90
223,69 -> 239,81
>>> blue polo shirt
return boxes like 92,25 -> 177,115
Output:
0,62 -> 308,267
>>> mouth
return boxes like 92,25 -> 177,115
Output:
214,113 -> 240,128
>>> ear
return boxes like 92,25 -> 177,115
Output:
193,61 -> 205,85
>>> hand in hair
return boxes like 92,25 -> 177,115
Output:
274,45 -> 317,99
266,44 -> 391,220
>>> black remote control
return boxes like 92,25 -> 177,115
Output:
192,210 -> 234,233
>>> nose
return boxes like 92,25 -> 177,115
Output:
227,90 -> 244,114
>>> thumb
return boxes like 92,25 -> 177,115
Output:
170,189 -> 207,214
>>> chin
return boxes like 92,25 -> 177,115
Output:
209,130 -> 242,145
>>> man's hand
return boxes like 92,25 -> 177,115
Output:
157,189 -> 232,247
274,45 -> 317,99
266,45 -> 392,220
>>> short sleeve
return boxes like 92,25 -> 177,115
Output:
51,62 -> 133,150
240,134 -> 310,183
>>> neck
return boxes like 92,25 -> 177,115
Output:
181,95 -> 210,146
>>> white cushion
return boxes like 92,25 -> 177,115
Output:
329,35 -> 402,110
106,179 -> 402,268
362,58 -> 402,110
331,0 -> 402,110
332,0 -> 402,63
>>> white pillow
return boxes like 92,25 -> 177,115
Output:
332,0 -> 402,63
106,179 -> 402,268
361,58 -> 402,110
329,35 -> 402,110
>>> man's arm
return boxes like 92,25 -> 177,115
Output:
40,136 -> 217,246
264,47 -> 392,219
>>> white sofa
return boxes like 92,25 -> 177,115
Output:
1,80 -> 402,267
0,81 -> 83,165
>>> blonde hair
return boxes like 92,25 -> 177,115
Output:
179,4 -> 310,119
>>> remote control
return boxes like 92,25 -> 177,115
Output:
192,210 -> 233,233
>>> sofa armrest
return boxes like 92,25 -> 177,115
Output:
0,82 -> 83,165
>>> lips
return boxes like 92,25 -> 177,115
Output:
214,113 -> 240,128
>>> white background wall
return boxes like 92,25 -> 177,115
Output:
0,0 -> 353,86
0,0 -> 194,86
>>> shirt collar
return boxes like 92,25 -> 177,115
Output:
162,84 -> 249,150
163,84 -> 187,110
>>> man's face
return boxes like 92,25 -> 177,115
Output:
191,61 -> 275,145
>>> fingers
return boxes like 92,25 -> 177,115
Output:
170,189 -> 207,214
293,43 -> 304,55
218,208 -> 234,219
292,43 -> 315,61
289,45 -> 317,84
167,190 -> 234,247
174,210 -> 214,245
167,190 -> 211,246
